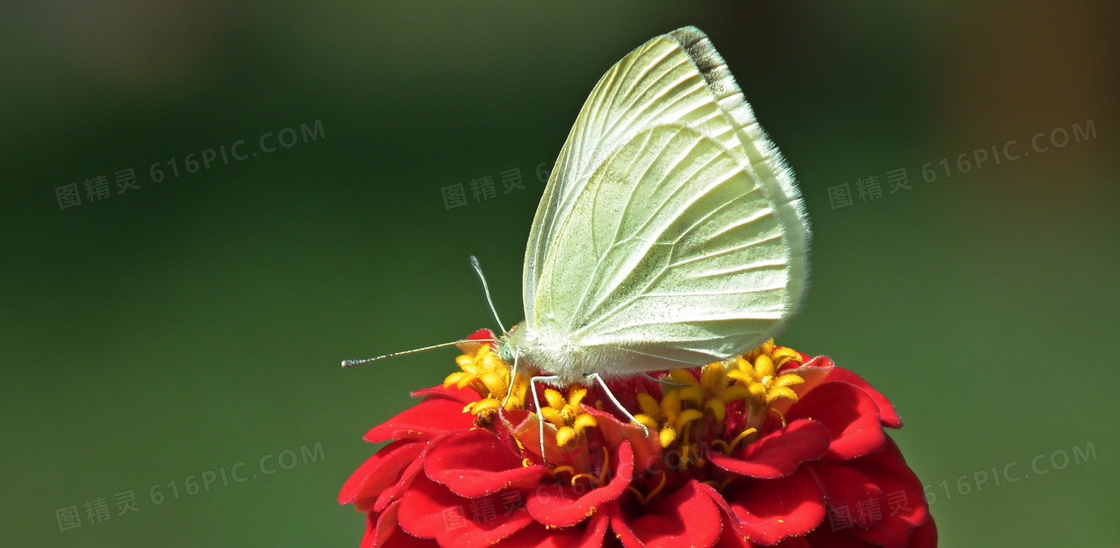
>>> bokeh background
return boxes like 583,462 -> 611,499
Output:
2,2 -> 1117,546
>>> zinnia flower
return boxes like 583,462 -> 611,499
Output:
340,330 -> 937,547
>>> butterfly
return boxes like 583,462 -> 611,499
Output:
346,26 -> 809,452
495,25 -> 809,389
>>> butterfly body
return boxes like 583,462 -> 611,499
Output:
498,26 -> 811,387
499,321 -> 665,384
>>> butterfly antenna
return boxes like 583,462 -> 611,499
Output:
341,339 -> 495,368
469,255 -> 507,333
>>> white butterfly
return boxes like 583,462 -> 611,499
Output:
494,26 -> 810,393
344,27 -> 809,445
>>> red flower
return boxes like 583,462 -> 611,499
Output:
340,332 -> 936,547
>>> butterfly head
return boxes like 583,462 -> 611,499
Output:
494,323 -> 523,365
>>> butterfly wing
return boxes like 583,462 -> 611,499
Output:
522,26 -> 810,376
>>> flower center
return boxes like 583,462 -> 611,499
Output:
634,340 -> 805,461
446,339 -> 807,505
444,345 -> 534,424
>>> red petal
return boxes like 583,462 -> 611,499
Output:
526,441 -> 635,528
586,407 -> 663,476
509,413 -> 580,465
769,357 -> 833,420
397,475 -> 534,547
717,523 -> 756,548
709,420 -> 830,478
907,513 -> 939,548
362,500 -> 440,548
808,464 -> 884,529
786,382 -> 886,461
340,440 -> 426,510
467,328 -> 497,340
500,510 -> 610,548
358,511 -> 377,548
696,481 -> 752,544
455,329 -> 498,355
412,384 -> 481,405
425,428 -> 546,497
724,468 -> 826,544
844,440 -> 932,548
371,434 -> 456,513
803,527 -> 878,547
773,537 -> 812,547
823,368 -> 903,429
372,447 -> 427,513
610,480 -> 722,548
364,397 -> 475,444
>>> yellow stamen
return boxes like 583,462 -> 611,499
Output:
531,386 -> 600,447
597,446 -> 610,485
678,386 -> 704,406
568,388 -> 588,408
634,414 -> 659,431
446,337 -> 810,500
570,472 -> 600,487
700,364 -> 725,390
674,409 -> 704,432
659,427 -> 678,447
661,390 -> 682,418
710,439 -> 730,454
573,413 -> 597,434
556,426 -> 576,447
549,465 -> 576,478
625,471 -> 668,506
444,344 -> 533,413
540,407 -> 565,427
705,399 -> 726,422
544,389 -> 565,409
775,374 -> 805,389
637,393 -> 661,418
667,370 -> 698,386
724,428 -> 758,456
646,471 -> 668,501
769,407 -> 788,429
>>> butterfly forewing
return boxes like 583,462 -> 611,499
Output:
523,28 -> 799,323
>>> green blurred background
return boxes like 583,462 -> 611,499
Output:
2,2 -> 1117,546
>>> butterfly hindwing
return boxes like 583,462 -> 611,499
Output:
531,125 -> 795,373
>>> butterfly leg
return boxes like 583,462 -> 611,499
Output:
529,374 -> 561,464
640,372 -> 690,388
588,373 -> 650,438
501,354 -> 519,409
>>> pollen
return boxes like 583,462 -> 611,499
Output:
726,341 -> 805,408
634,340 -> 807,463
542,387 -> 598,447
449,338 -> 807,474
633,390 -> 703,451
445,344 -> 533,413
